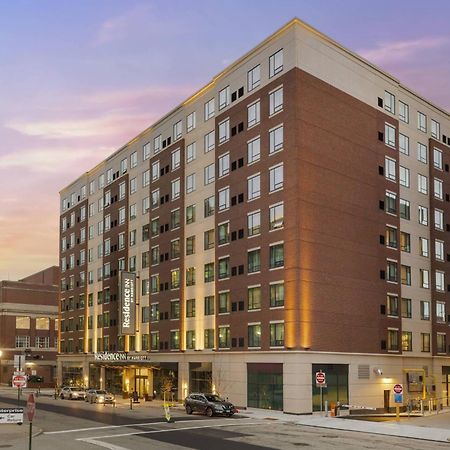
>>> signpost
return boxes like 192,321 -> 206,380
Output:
14,354 -> 26,406
27,394 -> 35,450
393,384 -> 403,422
316,371 -> 327,414
0,408 -> 24,424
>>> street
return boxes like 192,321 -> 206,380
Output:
1,389 -> 450,449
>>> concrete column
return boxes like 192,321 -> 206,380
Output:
82,357 -> 90,388
56,358 -> 63,386
178,360 -> 189,400
100,366 -> 106,390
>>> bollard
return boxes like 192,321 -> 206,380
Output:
325,400 -> 328,417
130,398 -> 132,410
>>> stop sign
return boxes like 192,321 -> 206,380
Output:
12,375 -> 27,388
316,371 -> 326,385
393,384 -> 403,394
27,393 -> 35,422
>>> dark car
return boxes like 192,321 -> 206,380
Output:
184,393 -> 236,417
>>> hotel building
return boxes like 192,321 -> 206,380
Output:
57,18 -> 450,412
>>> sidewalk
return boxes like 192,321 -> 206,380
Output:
243,408 -> 450,443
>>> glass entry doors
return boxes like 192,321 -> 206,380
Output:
312,364 -> 348,412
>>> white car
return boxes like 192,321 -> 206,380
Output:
60,386 -> 86,400
85,389 -> 115,404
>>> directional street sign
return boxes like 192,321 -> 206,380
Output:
0,408 -> 24,424
12,374 -> 27,389
393,384 -> 403,394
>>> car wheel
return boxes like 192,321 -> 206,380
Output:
60,394 -> 64,399
185,405 -> 193,415
205,407 -> 213,417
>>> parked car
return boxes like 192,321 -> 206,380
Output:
85,389 -> 115,404
184,393 -> 236,417
60,386 -> 86,400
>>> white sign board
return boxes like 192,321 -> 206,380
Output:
0,408 -> 24,424
12,374 -> 27,389
14,355 -> 25,371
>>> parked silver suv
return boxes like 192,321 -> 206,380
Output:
184,393 -> 236,417
60,386 -> 86,400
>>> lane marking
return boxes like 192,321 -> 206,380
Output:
44,417 -> 232,434
76,421 -> 262,441
77,438 -> 130,450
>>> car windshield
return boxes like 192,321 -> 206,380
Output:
205,395 -> 223,402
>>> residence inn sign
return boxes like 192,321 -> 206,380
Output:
120,271 -> 136,335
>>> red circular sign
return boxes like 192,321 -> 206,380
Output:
316,372 -> 326,384
12,375 -> 27,388
27,393 -> 35,422
393,384 -> 403,394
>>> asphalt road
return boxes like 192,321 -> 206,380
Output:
1,392 -> 450,449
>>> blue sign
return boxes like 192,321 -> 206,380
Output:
394,393 -> 403,404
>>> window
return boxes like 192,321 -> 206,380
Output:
16,316 -> 30,329
218,187 -> 230,211
219,86 -> 230,110
270,243 -> 284,268
151,189 -> 159,208
218,326 -> 230,348
401,297 -> 412,318
400,232 -> 411,253
248,324 -> 261,348
435,240 -> 444,261
248,286 -> 261,310
186,299 -> 196,318
417,111 -> 427,132
204,130 -> 215,153
186,330 -> 196,349
171,269 -> 180,289
171,209 -> 180,229
151,275 -> 159,294
150,332 -> 159,351
420,269 -> 430,289
248,211 -> 261,236
402,331 -> 412,352
269,202 -> 284,230
248,100 -> 260,127
150,303 -> 159,322
420,301 -> 430,320
417,143 -> 427,164
248,249 -> 261,273
130,177 -> 137,194
186,235 -> 195,255
384,91 -> 395,114
204,98 -> 215,121
15,336 -> 30,348
385,123 -> 396,147
151,218 -> 159,237
173,120 -> 182,140
170,330 -> 180,350
399,166 -> 409,187
36,317 -> 50,330
269,164 -> 283,192
204,196 -> 215,217
269,49 -> 283,77
399,198 -> 409,219
386,226 -> 397,248
436,302 -> 446,322
172,148 -> 181,170
269,322 -> 284,347
437,333 -> 447,353
387,329 -> 399,351
186,174 -> 196,194
171,238 -> 180,259
218,119 -> 230,144
270,282 -> 284,307
171,300 -> 180,319
218,153 -> 230,178
204,329 -> 215,349
142,197 -> 150,214
218,257 -> 230,279
186,111 -> 196,132
204,229 -> 214,250
420,237 -> 429,257
218,223 -> 229,245
204,263 -> 214,283
186,204 -> 195,224
399,134 -> 409,155
418,206 -> 428,226
248,174 -> 261,200
171,178 -> 181,200
186,267 -> 195,286
401,265 -> 411,286
35,336 -> 49,348
130,151 -> 138,168
186,142 -> 196,163
417,174 -> 428,194
247,136 -> 261,164
269,87 -> 283,115
399,101 -> 409,123
434,148 -> 443,170
435,209 -> 444,230
387,295 -> 398,317
434,178 -> 443,200
247,64 -> 261,91
219,292 -> 230,314
269,125 -> 283,153
154,135 -> 162,154
151,246 -> 159,266
385,157 -> 396,182
386,260 -> 398,282
436,270 -> 445,291
151,161 -> 160,182
431,119 -> 440,139
204,163 -> 215,185
421,333 -> 430,352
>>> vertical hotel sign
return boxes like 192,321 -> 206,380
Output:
120,271 -> 136,335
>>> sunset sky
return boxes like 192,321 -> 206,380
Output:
1,0 -> 450,281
